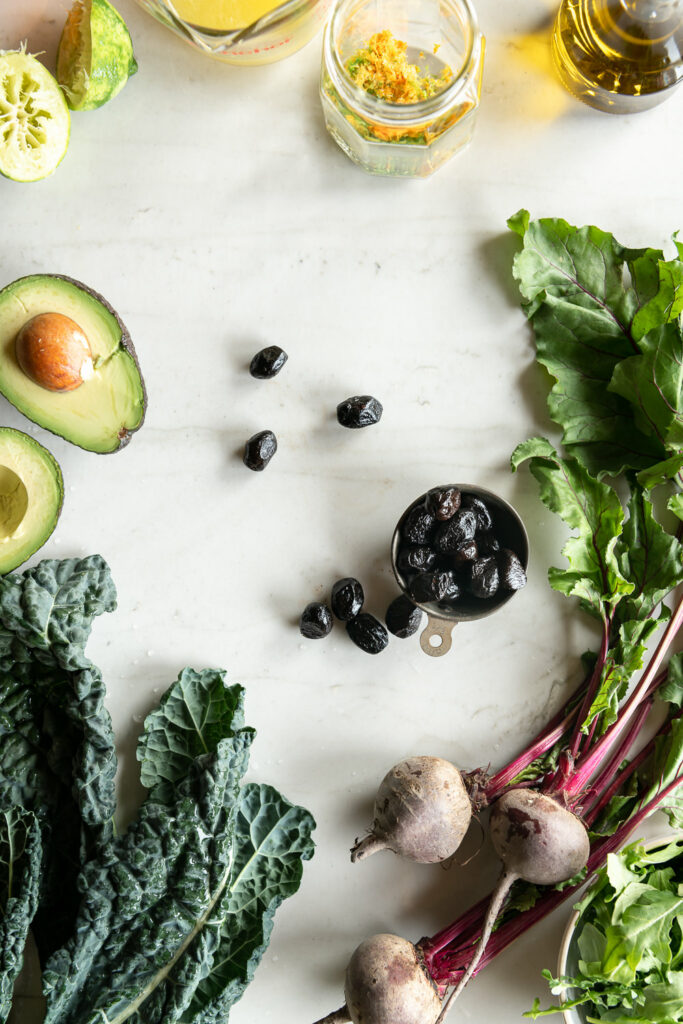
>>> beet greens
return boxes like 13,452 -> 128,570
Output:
314,214 -> 683,1024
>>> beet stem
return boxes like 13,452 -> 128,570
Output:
311,1006 -> 350,1024
433,872 -> 518,1024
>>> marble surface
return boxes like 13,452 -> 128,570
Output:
1,1 -> 681,1021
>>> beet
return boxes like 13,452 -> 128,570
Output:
351,756 -> 471,864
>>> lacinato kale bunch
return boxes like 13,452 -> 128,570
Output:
0,555 -> 315,1024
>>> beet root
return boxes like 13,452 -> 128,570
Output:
434,788 -> 590,1023
313,934 -> 442,1024
489,788 -> 590,886
351,756 -> 472,864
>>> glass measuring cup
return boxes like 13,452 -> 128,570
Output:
391,484 -> 529,658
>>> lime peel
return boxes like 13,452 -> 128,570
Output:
57,0 -> 138,112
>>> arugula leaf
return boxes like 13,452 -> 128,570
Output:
508,210 -> 666,476
0,808 -> 41,1021
511,438 -> 633,618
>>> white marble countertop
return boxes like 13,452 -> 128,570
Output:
1,2 -> 681,1022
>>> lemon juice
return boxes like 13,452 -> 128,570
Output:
171,0 -> 282,30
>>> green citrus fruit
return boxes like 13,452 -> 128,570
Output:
57,0 -> 138,112
0,50 -> 70,183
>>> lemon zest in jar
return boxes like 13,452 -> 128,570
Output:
346,30 -> 452,103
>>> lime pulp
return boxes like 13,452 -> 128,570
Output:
0,50 -> 70,183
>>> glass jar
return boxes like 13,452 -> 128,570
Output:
320,0 -> 485,178
132,0 -> 332,65
552,0 -> 683,113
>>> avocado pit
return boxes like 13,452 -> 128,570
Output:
15,312 -> 94,393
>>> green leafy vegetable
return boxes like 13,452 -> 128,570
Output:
0,559 -> 315,1024
528,840 -> 683,1020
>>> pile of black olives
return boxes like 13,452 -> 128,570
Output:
396,487 -> 527,609
300,576 -> 391,655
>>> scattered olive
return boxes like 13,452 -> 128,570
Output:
426,487 -> 461,521
499,549 -> 527,591
434,508 -> 477,554
462,494 -> 493,532
249,345 -> 288,379
331,577 -> 364,621
346,613 -> 389,654
386,595 -> 423,639
299,602 -> 333,639
397,544 -> 437,574
469,557 -> 500,600
243,429 -> 277,471
337,395 -> 383,429
453,539 -> 478,570
402,504 -> 436,545
409,570 -> 460,604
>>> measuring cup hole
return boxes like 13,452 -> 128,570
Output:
429,635 -> 443,648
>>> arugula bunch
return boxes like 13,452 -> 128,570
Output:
0,556 -> 315,1024
528,838 -> 683,1022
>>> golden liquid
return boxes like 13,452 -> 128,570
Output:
552,0 -> 683,112
171,0 -> 280,30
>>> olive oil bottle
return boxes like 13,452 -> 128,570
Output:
552,0 -> 683,112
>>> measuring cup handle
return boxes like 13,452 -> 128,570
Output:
420,617 -> 456,657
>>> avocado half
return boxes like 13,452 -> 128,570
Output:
0,274 -> 146,453
0,427 -> 63,573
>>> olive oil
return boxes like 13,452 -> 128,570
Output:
552,0 -> 683,112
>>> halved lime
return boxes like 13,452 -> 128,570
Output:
57,0 -> 138,112
0,50 -> 70,183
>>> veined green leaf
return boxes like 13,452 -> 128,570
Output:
511,438 -> 633,616
631,260 -> 683,341
660,653 -> 683,709
508,210 -> 666,476
615,487 -> 683,621
610,324 -> 683,461
138,668 -> 246,802
0,808 -> 41,1022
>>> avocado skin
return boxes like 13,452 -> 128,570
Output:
0,426 -> 63,574
0,274 -> 147,454
48,274 -> 147,453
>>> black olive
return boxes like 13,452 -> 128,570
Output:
402,504 -> 437,545
299,602 -> 333,639
434,509 -> 477,553
498,549 -> 527,591
477,531 -> 500,557
331,577 -> 364,621
243,430 -> 277,471
385,595 -> 423,638
469,558 -> 500,599
346,613 -> 389,654
453,539 -> 478,570
249,345 -> 288,379
409,570 -> 460,604
426,487 -> 461,521
462,495 -> 493,532
397,544 -> 437,574
336,395 -> 383,429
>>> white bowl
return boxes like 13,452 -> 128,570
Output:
556,831 -> 683,1024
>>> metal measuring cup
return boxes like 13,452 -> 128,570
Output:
390,484 -> 529,658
